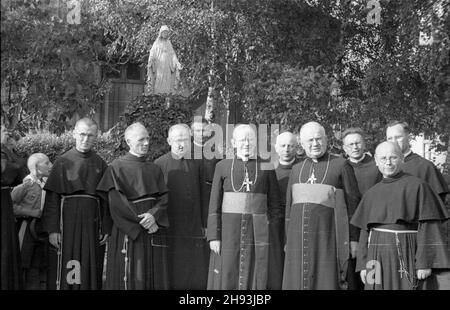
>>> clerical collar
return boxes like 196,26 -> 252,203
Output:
236,154 -> 255,162
309,151 -> 328,163
381,171 -> 405,183
129,150 -> 145,158
123,151 -> 146,161
193,140 -> 204,148
404,150 -> 412,158
171,152 -> 185,160
349,153 -> 366,164
279,158 -> 296,166
72,147 -> 92,158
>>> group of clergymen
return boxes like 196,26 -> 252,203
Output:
1,117 -> 449,290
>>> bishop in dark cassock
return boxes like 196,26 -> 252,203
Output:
1,128 -> 27,290
387,121 -> 450,289
342,127 -> 382,290
270,131 -> 299,289
282,122 -> 361,290
207,125 -> 283,290
155,124 -> 209,289
351,142 -> 449,290
41,118 -> 110,290
97,123 -> 169,290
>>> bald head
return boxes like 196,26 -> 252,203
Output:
124,122 -> 147,142
125,122 -> 149,156
299,122 -> 325,140
275,131 -> 297,163
168,124 -> 191,158
232,124 -> 257,160
232,124 -> 256,140
299,122 -> 327,159
168,124 -> 190,139
375,141 -> 404,178
27,153 -> 52,178
375,141 -> 402,157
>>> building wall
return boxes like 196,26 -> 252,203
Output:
410,134 -> 447,171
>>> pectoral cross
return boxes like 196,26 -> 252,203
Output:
307,171 -> 317,184
243,170 -> 253,192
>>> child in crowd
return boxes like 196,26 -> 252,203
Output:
11,153 -> 52,290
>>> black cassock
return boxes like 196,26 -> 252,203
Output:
42,147 -> 109,290
1,144 -> 27,290
283,153 -> 361,290
347,154 -> 382,196
155,152 -> 208,289
97,153 -> 169,290
206,157 -> 282,290
270,159 -> 299,289
403,152 -> 449,201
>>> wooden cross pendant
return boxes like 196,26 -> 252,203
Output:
243,170 -> 253,192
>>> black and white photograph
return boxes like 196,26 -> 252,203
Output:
1,0 -> 449,305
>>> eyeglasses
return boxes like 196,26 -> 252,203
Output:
377,156 -> 400,164
345,142 -> 362,147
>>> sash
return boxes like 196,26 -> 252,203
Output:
291,183 -> 350,290
222,192 -> 269,289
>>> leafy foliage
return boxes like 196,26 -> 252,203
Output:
2,0 -> 449,162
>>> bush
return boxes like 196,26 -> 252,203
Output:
15,131 -> 75,163
15,94 -> 193,164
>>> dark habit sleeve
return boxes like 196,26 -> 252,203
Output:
207,162 -> 224,242
355,229 -> 369,272
41,190 -> 61,234
341,161 -> 362,242
107,190 -> 143,241
146,166 -> 169,228
416,220 -> 450,269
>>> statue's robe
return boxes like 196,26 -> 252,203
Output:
351,172 -> 449,290
282,152 -> 361,290
42,147 -> 110,290
97,153 -> 169,290
207,157 -> 282,290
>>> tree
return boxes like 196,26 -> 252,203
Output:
1,0 -> 110,134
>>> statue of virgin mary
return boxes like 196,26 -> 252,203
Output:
146,25 -> 182,95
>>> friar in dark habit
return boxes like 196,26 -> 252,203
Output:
342,127 -> 382,290
207,124 -> 283,290
154,124 -> 209,289
282,121 -> 361,290
270,131 -> 300,289
97,122 -> 169,290
351,141 -> 449,290
386,120 -> 450,289
41,118 -> 110,290
1,126 -> 27,290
